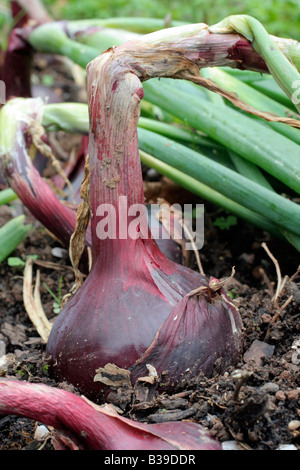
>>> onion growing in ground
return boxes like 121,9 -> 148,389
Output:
46,24 -> 244,399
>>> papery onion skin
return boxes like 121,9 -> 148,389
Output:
0,379 -> 222,450
130,283 -> 243,389
46,237 -> 208,398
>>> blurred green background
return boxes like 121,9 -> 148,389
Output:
44,0 -> 300,40
0,0 -> 299,40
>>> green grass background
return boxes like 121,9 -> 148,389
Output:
43,0 -> 300,40
0,0 -> 299,41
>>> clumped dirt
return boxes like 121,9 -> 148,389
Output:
0,198 -> 299,451
0,54 -> 299,451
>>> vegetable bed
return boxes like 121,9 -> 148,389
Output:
0,2 -> 299,451
1,185 -> 299,450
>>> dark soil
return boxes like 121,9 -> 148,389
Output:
1,198 -> 299,451
0,55 -> 299,451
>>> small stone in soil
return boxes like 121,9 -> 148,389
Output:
244,339 -> 275,366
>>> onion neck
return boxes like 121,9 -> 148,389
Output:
87,52 -> 148,262
86,25 -> 271,264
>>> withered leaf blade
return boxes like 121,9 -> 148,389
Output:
69,154 -> 91,287
23,257 -> 52,343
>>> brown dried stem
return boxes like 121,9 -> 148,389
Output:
23,257 -> 52,343
69,154 -> 90,288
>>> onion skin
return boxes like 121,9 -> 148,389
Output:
146,204 -> 184,265
0,379 -> 222,450
46,29 -> 244,399
130,280 -> 243,389
46,238 -> 207,398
